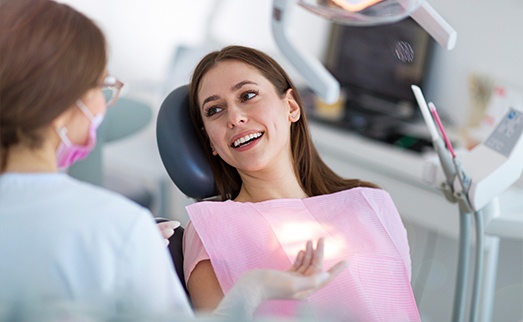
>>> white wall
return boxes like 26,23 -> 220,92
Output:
58,0 -> 330,98
422,0 -> 523,126
61,0 -> 523,127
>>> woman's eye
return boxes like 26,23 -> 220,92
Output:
205,106 -> 223,117
240,90 -> 258,102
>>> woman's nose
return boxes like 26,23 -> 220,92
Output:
227,105 -> 247,128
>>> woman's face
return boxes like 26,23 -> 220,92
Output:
198,60 -> 300,174
57,73 -> 108,146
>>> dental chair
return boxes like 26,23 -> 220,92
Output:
156,85 -> 217,200
156,85 -> 217,301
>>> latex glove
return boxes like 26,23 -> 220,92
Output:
212,238 -> 348,318
155,217 -> 180,247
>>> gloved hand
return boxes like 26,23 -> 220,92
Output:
155,217 -> 180,247
212,238 -> 348,318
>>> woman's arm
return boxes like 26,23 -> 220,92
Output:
212,238 -> 348,318
187,259 -> 224,312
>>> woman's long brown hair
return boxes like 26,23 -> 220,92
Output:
189,45 -> 378,200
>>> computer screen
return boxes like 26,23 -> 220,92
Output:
324,17 -> 433,120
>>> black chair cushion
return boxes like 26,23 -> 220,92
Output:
156,85 -> 216,200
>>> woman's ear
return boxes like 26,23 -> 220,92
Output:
201,125 -> 217,155
210,143 -> 218,156
285,89 -> 301,123
51,106 -> 75,130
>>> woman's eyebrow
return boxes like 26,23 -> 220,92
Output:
231,80 -> 258,91
202,95 -> 219,108
202,81 -> 259,108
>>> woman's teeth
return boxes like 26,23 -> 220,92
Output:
233,132 -> 262,148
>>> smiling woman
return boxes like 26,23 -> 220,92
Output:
188,46 -> 378,201
182,45 -> 420,321
196,59 -> 300,184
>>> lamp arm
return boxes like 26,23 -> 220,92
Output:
409,1 -> 457,50
272,0 -> 340,104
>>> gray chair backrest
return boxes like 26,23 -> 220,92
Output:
156,85 -> 217,200
69,97 -> 153,186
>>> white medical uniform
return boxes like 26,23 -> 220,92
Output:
0,172 -> 193,319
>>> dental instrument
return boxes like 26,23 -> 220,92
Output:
413,85 -> 523,322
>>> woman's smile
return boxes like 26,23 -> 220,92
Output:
231,132 -> 264,148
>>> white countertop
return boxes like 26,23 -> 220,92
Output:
309,121 -> 523,240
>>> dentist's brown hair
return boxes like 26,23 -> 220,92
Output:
0,0 -> 107,170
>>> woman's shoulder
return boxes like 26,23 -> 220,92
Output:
63,177 -> 160,246
33,173 -> 151,221
65,175 -> 147,209
1,172 -> 159,251
184,187 -> 392,216
321,186 -> 390,200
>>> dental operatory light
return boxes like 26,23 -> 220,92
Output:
298,0 -> 423,26
272,0 -> 457,103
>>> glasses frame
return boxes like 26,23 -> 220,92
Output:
101,75 -> 124,107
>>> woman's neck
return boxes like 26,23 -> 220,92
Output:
234,160 -> 308,202
3,143 -> 58,173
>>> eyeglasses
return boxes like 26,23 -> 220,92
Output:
101,75 -> 124,107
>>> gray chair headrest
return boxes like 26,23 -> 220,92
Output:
156,85 -> 217,200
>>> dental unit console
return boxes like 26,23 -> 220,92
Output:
413,84 -> 523,322
414,85 -> 523,212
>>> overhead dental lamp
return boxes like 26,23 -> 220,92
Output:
271,0 -> 457,103
297,0 -> 423,25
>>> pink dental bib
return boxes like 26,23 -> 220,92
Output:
185,188 -> 420,321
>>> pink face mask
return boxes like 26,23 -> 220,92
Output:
55,100 -> 105,168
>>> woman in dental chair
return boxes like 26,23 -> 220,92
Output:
0,1 -> 346,320
183,45 -> 421,321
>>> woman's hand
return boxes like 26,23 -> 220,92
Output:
260,238 -> 348,300
155,218 -> 180,246
290,238 -> 325,276
213,238 -> 348,318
